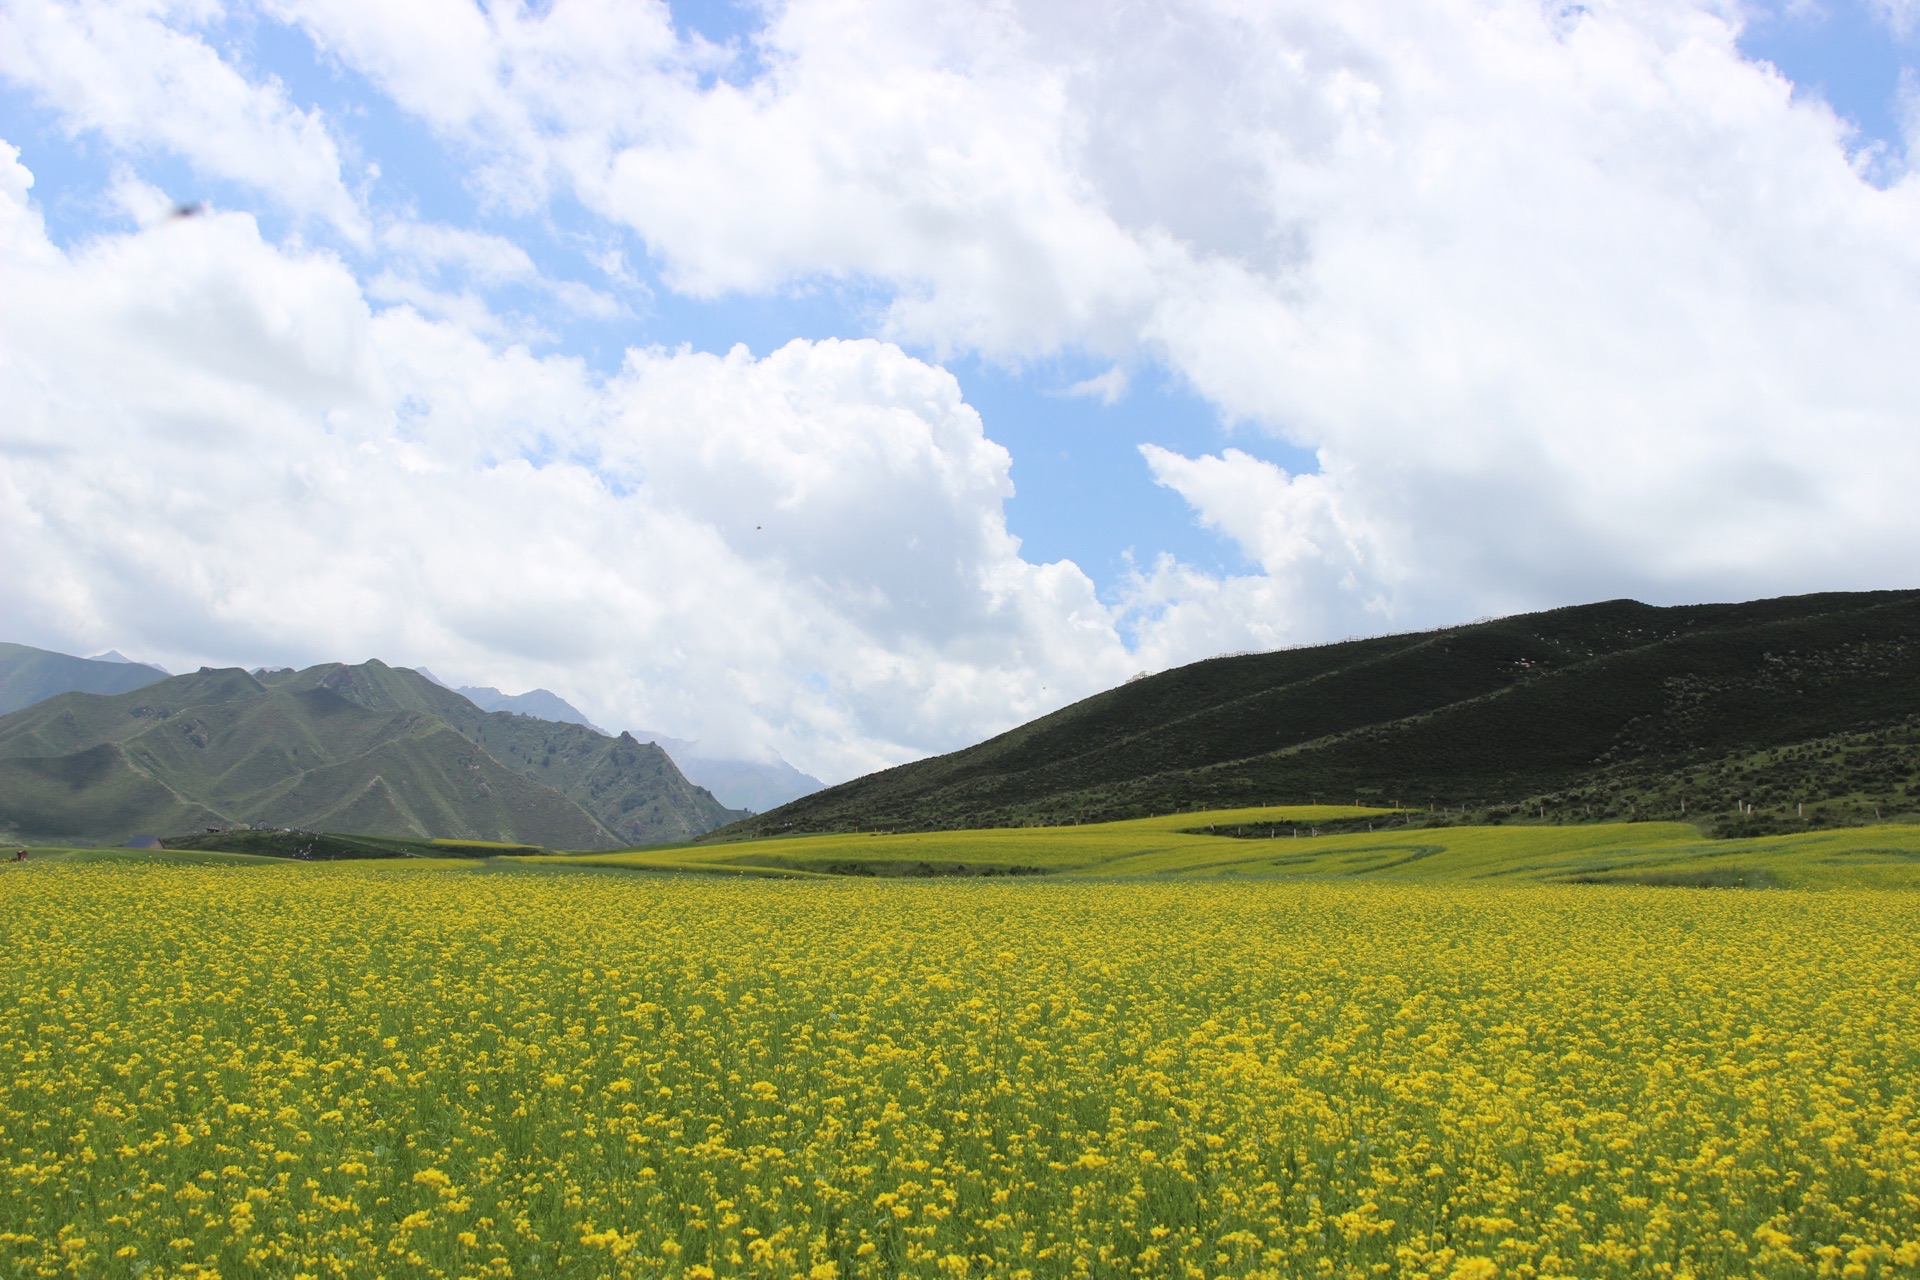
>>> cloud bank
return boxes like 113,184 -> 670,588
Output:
0,152 -> 1132,779
4,0 -> 1920,778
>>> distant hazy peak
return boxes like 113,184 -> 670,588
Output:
628,729 -> 826,811
455,685 -> 608,735
0,642 -> 172,716
631,727 -> 698,757
88,650 -> 170,674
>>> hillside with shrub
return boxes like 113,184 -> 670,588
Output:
714,590 -> 1920,837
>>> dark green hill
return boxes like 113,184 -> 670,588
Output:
0,660 -> 744,846
715,590 -> 1920,837
0,643 -> 167,715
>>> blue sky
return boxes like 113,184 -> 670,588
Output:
3,0 -> 1919,777
1739,1 -> 1917,166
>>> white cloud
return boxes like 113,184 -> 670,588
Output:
10,0 -> 1920,778
0,146 -> 1133,780
1867,0 -> 1919,37
627,0 -> 1920,624
1139,446 -> 1388,611
0,0 -> 367,241
381,222 -> 540,285
263,0 -> 691,211
1063,365 -> 1128,404
105,168 -> 181,226
372,221 -> 626,331
246,0 -> 1920,642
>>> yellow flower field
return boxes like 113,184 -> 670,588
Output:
3,865 -> 1919,1279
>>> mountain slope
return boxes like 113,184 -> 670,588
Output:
0,741 -> 225,838
0,643 -> 169,715
0,660 -> 744,845
716,590 -> 1920,836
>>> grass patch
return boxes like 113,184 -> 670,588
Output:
1564,866 -> 1781,889
544,806 -> 1920,889
18,805 -> 1920,889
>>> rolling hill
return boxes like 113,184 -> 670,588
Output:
714,590 -> 1920,837
0,660 -> 744,846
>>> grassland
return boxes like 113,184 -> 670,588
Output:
536,805 -> 1920,891
3,857 -> 1919,1278
21,802 -> 1920,888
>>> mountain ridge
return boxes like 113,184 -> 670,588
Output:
0,643 -> 170,716
454,684 -> 609,734
0,659 -> 743,846
3,643 -> 824,815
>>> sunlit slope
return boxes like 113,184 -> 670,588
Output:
718,590 -> 1920,836
553,805 -> 1920,889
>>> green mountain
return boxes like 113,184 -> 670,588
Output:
716,590 -> 1920,838
0,660 -> 744,846
0,642 -> 168,715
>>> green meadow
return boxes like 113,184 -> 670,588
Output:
16,805 -> 1920,888
546,806 -> 1920,889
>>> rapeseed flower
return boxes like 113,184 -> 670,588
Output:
0,867 -> 1916,1277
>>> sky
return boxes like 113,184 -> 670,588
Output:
2,0 -> 1918,783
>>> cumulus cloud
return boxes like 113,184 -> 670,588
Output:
7,0 -> 1920,776
1139,446 -> 1390,625
244,0 -> 1920,637
1063,365 -> 1128,404
369,222 -> 625,338
0,145 -> 1133,779
0,0 -> 367,240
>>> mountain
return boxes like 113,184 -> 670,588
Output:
455,685 -> 609,734
0,643 -> 170,715
674,754 -> 823,814
0,660 -> 745,846
634,730 -> 825,813
88,650 -> 170,673
437,678 -> 822,810
420,669 -> 820,811
713,590 -> 1920,838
